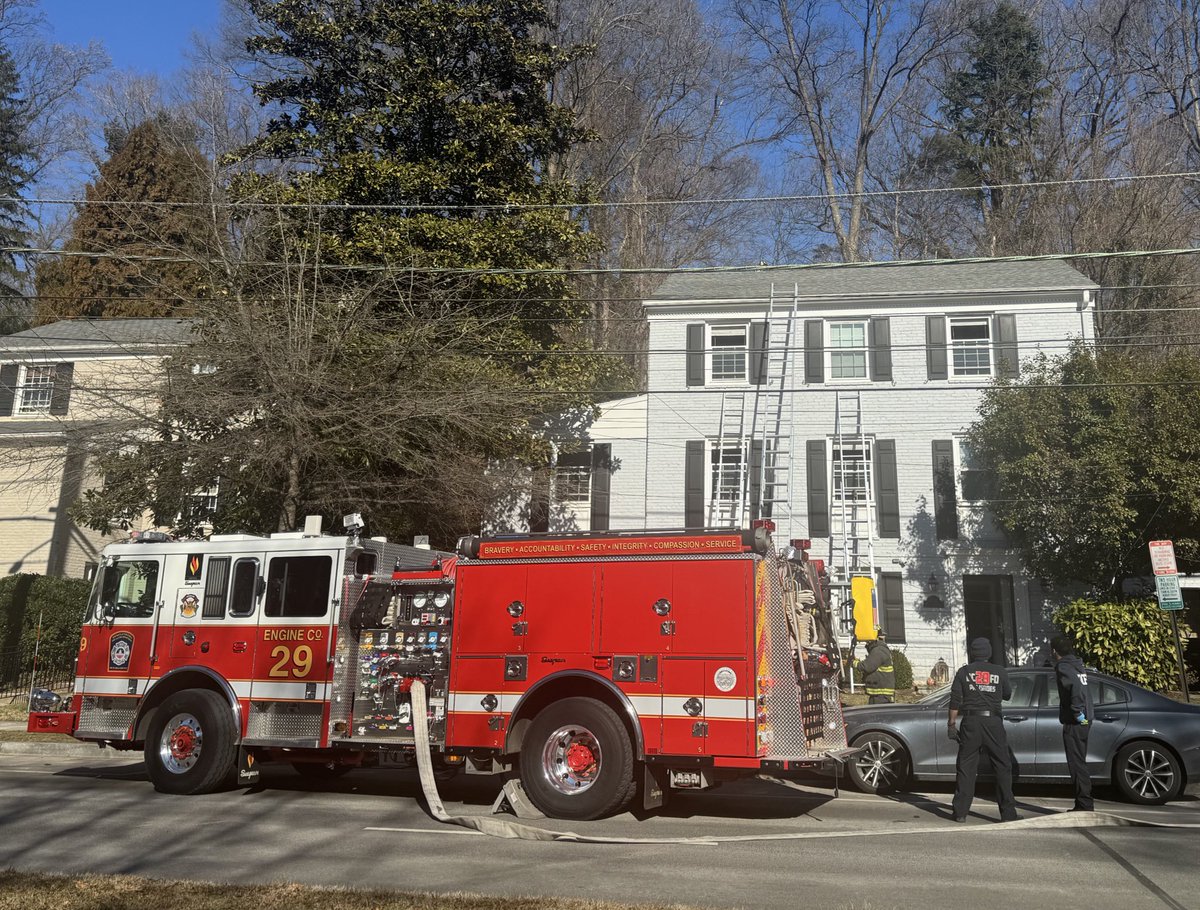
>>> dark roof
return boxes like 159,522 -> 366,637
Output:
1,318 -> 195,354
649,259 -> 1098,303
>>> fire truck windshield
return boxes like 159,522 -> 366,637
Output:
89,559 -> 160,620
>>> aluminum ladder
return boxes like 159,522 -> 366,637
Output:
829,389 -> 877,632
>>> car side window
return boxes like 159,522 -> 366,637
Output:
1003,673 -> 1037,708
1097,682 -> 1128,706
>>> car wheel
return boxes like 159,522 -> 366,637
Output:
145,690 -> 237,795
1113,740 -> 1183,805
518,697 -> 635,820
847,732 -> 910,794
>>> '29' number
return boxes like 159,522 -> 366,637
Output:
268,644 -> 313,678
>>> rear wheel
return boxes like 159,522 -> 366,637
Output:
1114,741 -> 1183,805
145,690 -> 237,795
847,732 -> 910,793
519,697 -> 635,820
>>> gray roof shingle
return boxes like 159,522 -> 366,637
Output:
649,259 -> 1098,302
2,318 -> 195,353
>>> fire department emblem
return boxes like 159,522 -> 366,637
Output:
185,554 -> 203,582
108,632 -> 134,672
713,666 -> 737,692
179,593 -> 200,618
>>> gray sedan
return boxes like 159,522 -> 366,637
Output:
842,668 -> 1200,804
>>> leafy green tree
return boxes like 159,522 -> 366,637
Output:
923,2 -> 1048,219
966,345 -> 1200,590
34,115 -> 213,323
1053,600 -> 1192,692
0,42 -> 30,332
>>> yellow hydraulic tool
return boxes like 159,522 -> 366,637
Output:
850,576 -> 878,640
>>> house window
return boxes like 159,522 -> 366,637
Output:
554,453 -> 591,506
183,480 -> 219,525
710,325 -> 748,383
955,439 -> 995,502
829,321 -> 868,380
17,365 -> 55,414
832,439 -> 873,502
710,441 -> 744,521
949,318 -> 992,377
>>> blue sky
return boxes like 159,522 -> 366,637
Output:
44,0 -> 223,75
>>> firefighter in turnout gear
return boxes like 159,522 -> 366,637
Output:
852,632 -> 895,704
1051,633 -> 1095,811
947,637 -> 1020,823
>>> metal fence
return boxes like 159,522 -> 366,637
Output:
0,643 -> 76,702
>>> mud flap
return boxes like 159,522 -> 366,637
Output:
642,763 -> 668,811
237,746 -> 260,787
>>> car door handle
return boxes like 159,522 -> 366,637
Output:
1098,714 -> 1120,722
1003,715 -> 1028,722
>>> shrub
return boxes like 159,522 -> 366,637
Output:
0,574 -> 92,670
1052,598 -> 1192,691
891,648 -> 914,691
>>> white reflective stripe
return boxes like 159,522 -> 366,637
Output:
447,692 -> 520,713
78,677 -> 141,696
247,681 -> 327,700
661,697 -> 752,719
231,680 -> 253,699
628,695 -> 661,716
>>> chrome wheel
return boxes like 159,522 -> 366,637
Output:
159,712 -> 203,775
856,738 -> 901,789
540,723 -> 602,795
1121,747 -> 1177,801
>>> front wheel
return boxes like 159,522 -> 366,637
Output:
145,689 -> 237,795
847,732 -> 910,793
1113,741 -> 1183,805
518,697 -> 635,820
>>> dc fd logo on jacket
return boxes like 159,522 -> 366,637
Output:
970,670 -> 999,692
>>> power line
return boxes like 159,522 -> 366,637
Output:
9,169 -> 1200,212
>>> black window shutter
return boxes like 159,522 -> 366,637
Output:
529,464 -> 550,533
932,439 -> 958,540
684,440 -> 705,528
926,316 -> 947,380
0,363 -> 17,416
994,314 -> 1019,379
869,317 -> 892,381
806,439 -> 829,538
875,439 -> 900,538
49,363 -> 74,416
804,319 -> 824,384
750,320 -> 768,385
686,324 -> 705,387
748,439 -> 763,520
878,572 -> 906,643
589,443 -> 611,532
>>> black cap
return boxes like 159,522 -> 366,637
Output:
969,637 -> 992,661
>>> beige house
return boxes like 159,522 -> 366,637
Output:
0,318 -> 191,578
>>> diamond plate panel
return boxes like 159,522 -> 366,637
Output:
78,696 -> 137,737
246,701 -> 323,740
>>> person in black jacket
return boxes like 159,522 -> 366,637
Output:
947,637 -> 1020,823
1051,633 -> 1094,811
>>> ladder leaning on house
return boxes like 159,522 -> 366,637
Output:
707,284 -> 800,531
829,389 -> 877,633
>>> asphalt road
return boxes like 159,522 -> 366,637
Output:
1,752 -> 1197,910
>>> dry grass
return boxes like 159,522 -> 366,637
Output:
0,701 -> 31,722
0,872 -> 708,910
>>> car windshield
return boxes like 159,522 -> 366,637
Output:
919,683 -> 952,703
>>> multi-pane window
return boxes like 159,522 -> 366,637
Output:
554,458 -> 591,506
829,321 -> 868,379
710,442 -> 744,520
710,325 -> 748,382
956,439 -> 995,502
950,318 -> 992,376
17,365 -> 55,414
832,440 -> 872,502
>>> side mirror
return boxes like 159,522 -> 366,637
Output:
101,601 -> 116,623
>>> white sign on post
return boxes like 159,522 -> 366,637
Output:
1155,574 -> 1184,611
1149,540 -> 1178,576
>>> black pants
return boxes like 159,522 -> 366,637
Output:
868,694 -> 894,704
952,715 -> 1017,819
1063,724 -> 1093,810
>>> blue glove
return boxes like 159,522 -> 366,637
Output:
1076,712 -> 1088,725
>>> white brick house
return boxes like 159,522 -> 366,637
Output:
527,260 -> 1098,680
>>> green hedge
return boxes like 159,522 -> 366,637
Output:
891,649 -> 914,691
1052,598 -> 1192,692
0,574 -> 92,666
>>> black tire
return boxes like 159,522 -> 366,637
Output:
847,731 -> 910,794
144,689 -> 238,795
1113,740 -> 1183,805
518,697 -> 635,820
291,761 -> 353,780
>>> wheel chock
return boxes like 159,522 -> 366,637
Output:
491,779 -> 546,819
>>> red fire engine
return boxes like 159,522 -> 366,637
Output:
30,521 -> 851,820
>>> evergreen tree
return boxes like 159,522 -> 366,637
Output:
924,2 -> 1048,217
34,115 -> 213,323
0,43 -> 31,333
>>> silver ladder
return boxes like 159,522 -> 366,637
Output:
829,390 -> 877,629
708,390 -> 747,526
744,283 -> 799,536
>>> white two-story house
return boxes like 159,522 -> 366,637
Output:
524,259 -> 1097,678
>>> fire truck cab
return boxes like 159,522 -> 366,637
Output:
33,524 -> 852,821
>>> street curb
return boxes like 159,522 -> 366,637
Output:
0,740 -> 134,760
